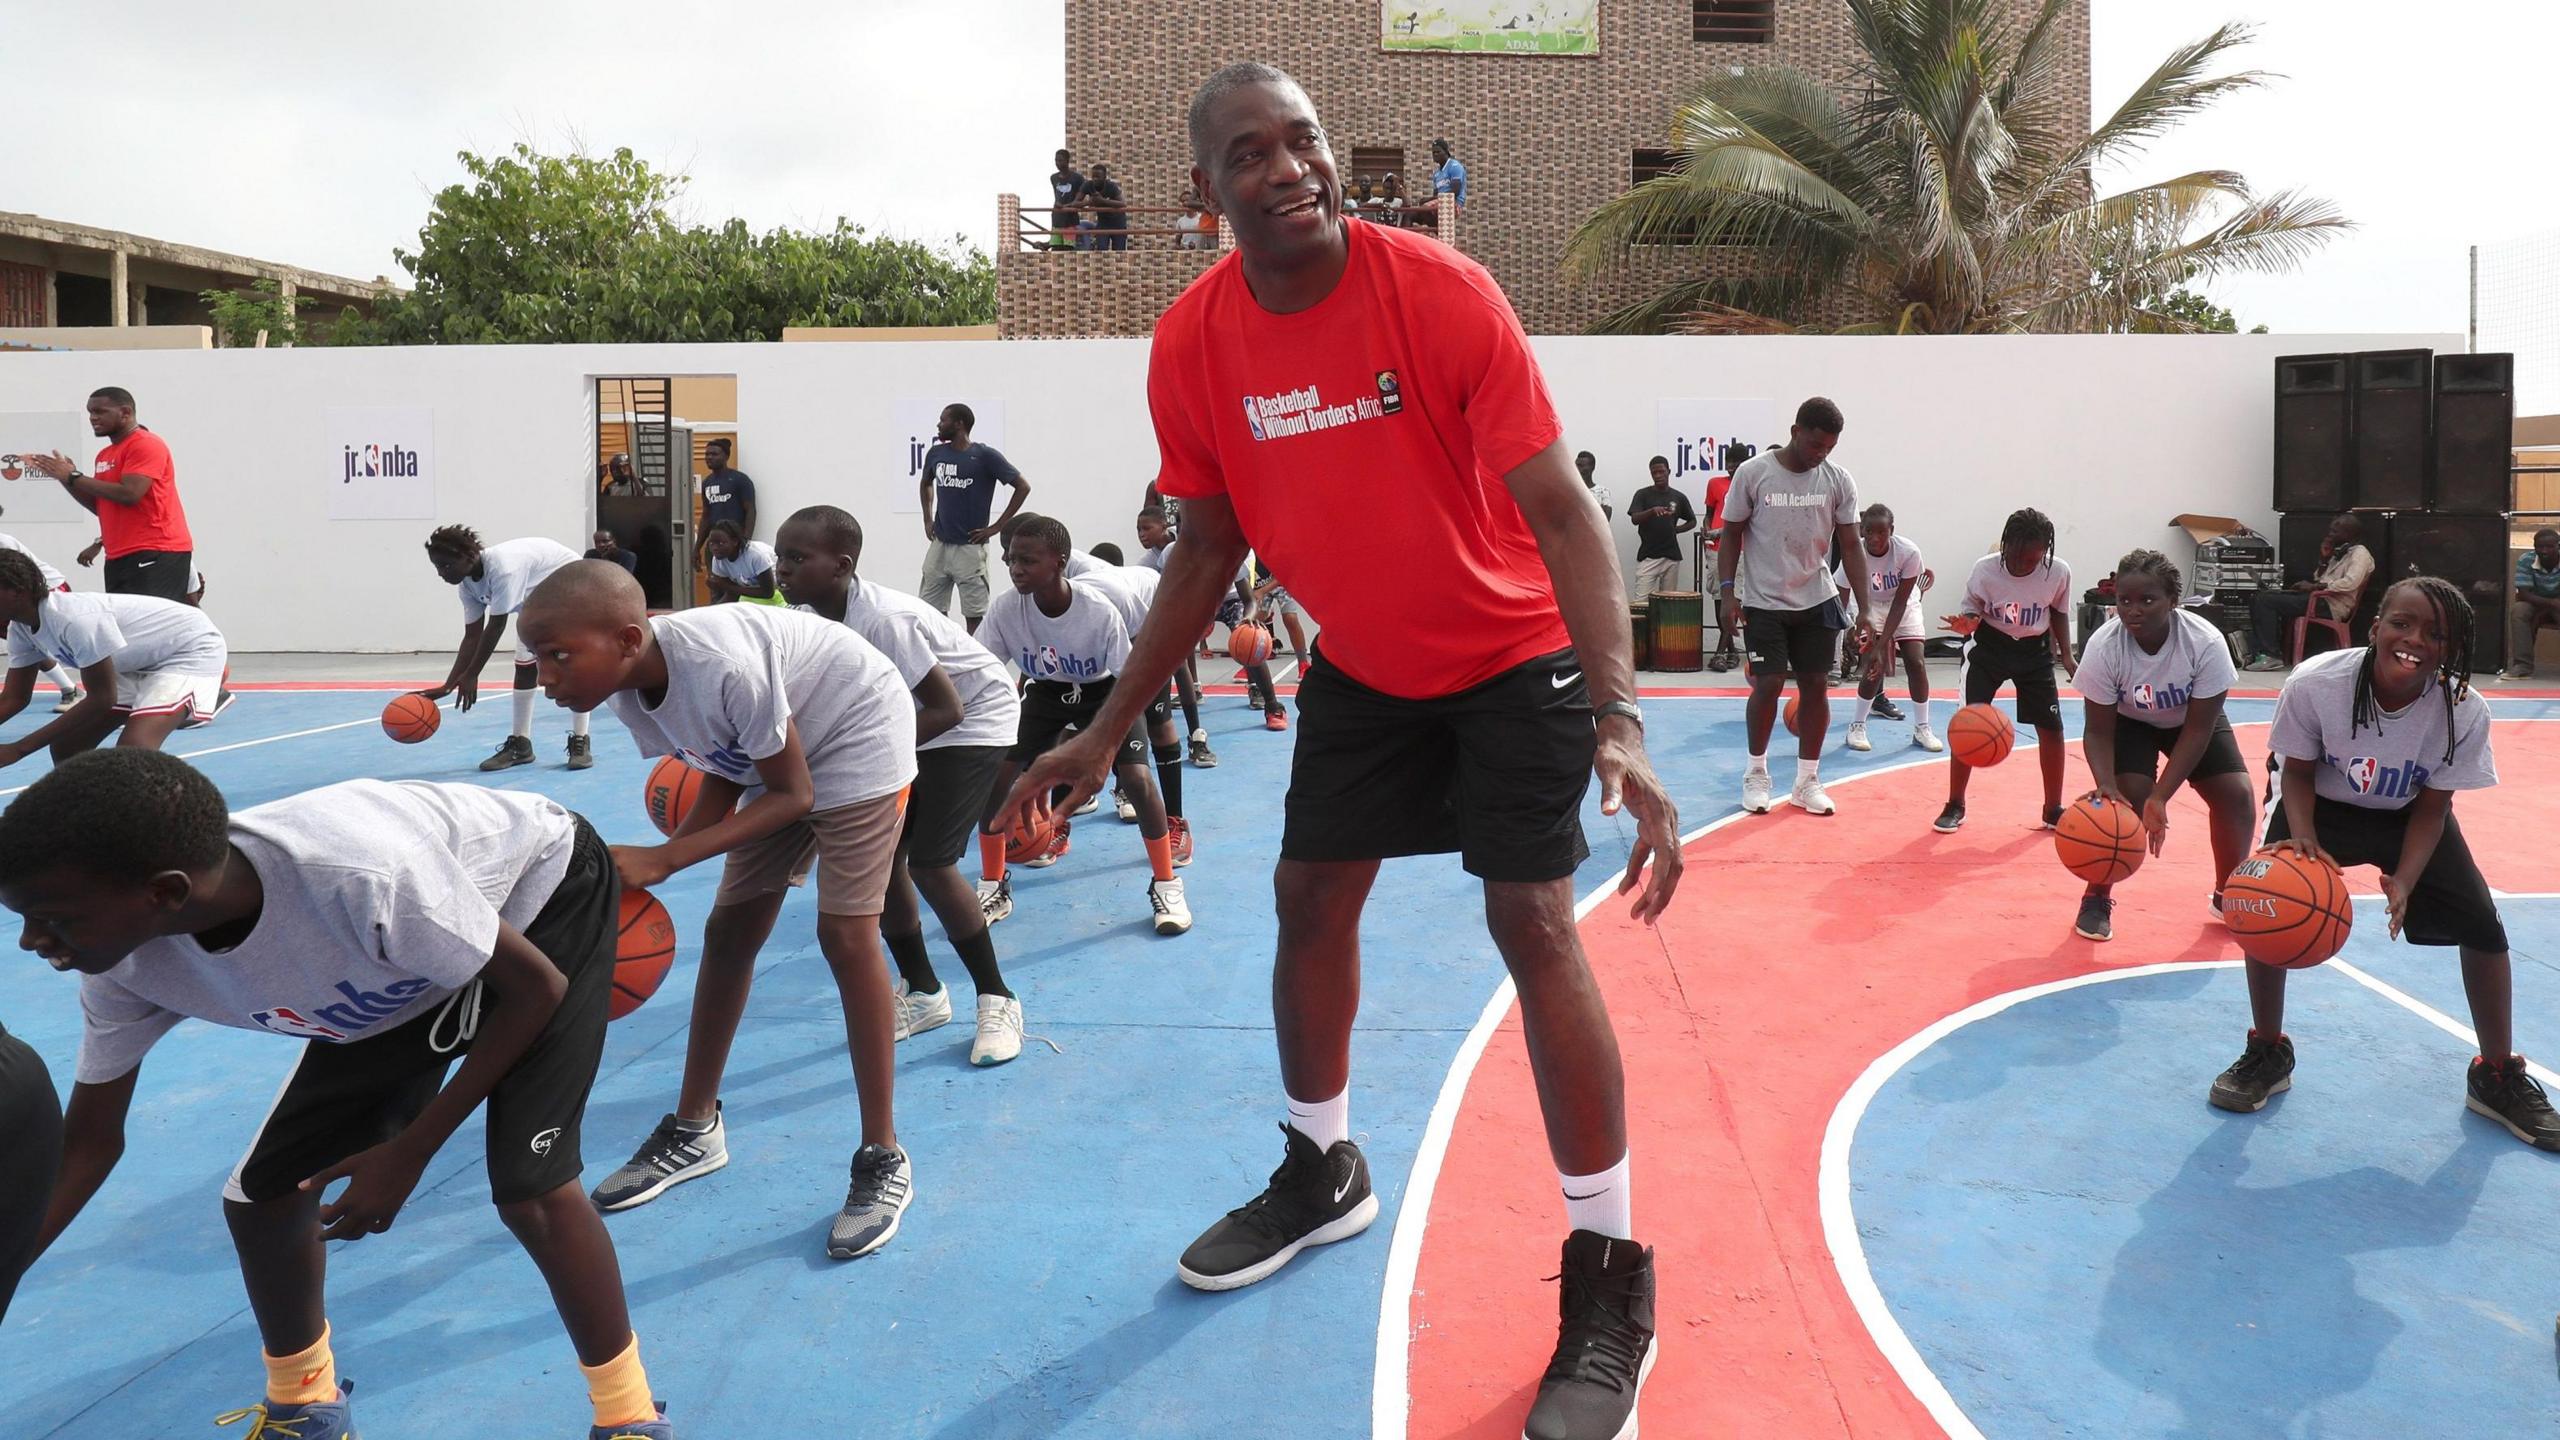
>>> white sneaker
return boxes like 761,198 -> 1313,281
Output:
1149,877 -> 1193,936
971,995 -> 1025,1066
1114,789 -> 1138,823
1845,721 -> 1871,752
1790,776 -> 1837,815
1912,723 -> 1945,753
892,982 -> 952,1042
1741,769 -> 1775,814
976,877 -> 1012,924
51,688 -> 80,714
1073,793 -> 1100,817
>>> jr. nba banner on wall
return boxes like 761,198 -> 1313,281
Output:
326,406 -> 437,521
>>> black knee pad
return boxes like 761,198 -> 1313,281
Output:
1153,740 -> 1183,766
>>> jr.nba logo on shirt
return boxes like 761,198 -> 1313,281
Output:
250,1007 -> 349,1041
2339,754 -> 2428,799
2129,681 -> 2190,712
677,743 -> 755,780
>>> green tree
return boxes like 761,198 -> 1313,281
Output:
1564,0 -> 2348,334
336,144 -> 994,344
200,279 -> 315,347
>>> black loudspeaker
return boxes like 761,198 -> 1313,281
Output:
2432,353 -> 2514,515
2386,511 -> 2510,671
2351,349 -> 2432,510
2274,354 -> 2352,512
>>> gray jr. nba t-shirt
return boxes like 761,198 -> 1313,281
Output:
2267,646 -> 2497,809
2075,608 -> 2235,732
1721,452 -> 1858,612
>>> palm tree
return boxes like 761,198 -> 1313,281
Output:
1563,0 -> 2348,335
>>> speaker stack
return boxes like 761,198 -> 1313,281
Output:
2271,349 -> 2516,669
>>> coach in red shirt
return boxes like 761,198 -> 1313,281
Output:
1002,62 -> 1680,1440
26,386 -> 196,602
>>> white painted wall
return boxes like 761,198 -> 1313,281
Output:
0,330 -> 2454,652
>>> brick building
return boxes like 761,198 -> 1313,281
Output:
1000,0 -> 2090,338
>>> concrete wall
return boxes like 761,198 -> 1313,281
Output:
0,330 -> 2453,653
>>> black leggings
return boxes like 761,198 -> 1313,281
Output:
0,1025 -> 63,1322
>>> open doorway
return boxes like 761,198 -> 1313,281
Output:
594,375 -> 738,609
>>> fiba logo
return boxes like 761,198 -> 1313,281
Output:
342,443 -> 421,484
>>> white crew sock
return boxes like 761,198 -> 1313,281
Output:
1798,758 -> 1821,784
1285,1086 -> 1349,1149
1746,751 -> 1769,776
1559,1152 -> 1634,1240
510,687 -> 535,738
1915,697 -> 1934,728
52,671 -> 76,696
571,707 -> 591,738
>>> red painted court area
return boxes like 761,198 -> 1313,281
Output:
1401,718 -> 2560,1438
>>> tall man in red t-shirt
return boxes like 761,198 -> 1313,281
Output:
1001,62 -> 1682,1440
25,387 -> 196,603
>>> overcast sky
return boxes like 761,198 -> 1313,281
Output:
10,0 -> 2552,338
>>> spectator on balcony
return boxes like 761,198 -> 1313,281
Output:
1049,149 -> 1087,251
1427,139 -> 1467,217
1178,195 -> 1218,250
1086,162 -> 1129,251
1346,175 -> 1378,218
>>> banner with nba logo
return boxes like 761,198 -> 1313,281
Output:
1653,398 -> 1783,496
326,406 -> 436,521
892,396 -> 1006,514
0,411 -> 99,519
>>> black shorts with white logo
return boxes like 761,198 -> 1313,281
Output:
227,816 -> 619,1208
1744,602 -> 1843,678
1012,677 -> 1151,766
904,742 -> 1008,869
1961,624 -> 2064,730
1283,644 -> 1592,883
2260,796 -> 2505,951
2107,712 -> 2249,783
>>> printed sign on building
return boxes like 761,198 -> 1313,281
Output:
0,412 -> 98,518
1382,1 -> 1600,54
1655,397 -> 1783,494
892,396 -> 1006,514
326,406 -> 436,521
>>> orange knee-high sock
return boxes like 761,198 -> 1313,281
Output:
978,831 -> 1007,884
1144,832 -> 1174,882
579,1334 -> 655,1429
262,1323 -> 337,1406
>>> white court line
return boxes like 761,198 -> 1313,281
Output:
0,714 -> 382,800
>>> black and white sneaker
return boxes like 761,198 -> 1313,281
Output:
1524,1230 -> 1658,1440
1177,1125 -> 1378,1291
1189,730 -> 1219,768
1869,695 -> 1906,721
2467,1055 -> 2560,1150
479,734 -> 536,772
1931,801 -> 1965,833
2208,1031 -> 2295,1113
592,1106 -> 728,1211
2040,802 -> 2065,830
828,1143 -> 913,1259
2073,893 -> 2114,942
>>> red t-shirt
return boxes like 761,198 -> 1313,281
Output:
90,428 -> 193,558
1148,222 -> 1567,698
1702,473 -> 1733,549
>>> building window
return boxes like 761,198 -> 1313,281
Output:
1630,149 -> 1697,244
1348,146 -> 1406,195
1693,0 -> 1775,44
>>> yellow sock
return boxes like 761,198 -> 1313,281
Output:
580,1334 -> 655,1429
978,830 -> 1007,883
1145,832 -> 1174,882
262,1323 -> 336,1406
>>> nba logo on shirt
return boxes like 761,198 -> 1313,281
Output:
2344,756 -> 2379,793
1036,645 -> 1062,677
1241,396 -> 1267,442
251,1008 -> 349,1041
2130,683 -> 2155,709
1997,602 -> 2022,627
1375,370 -> 1404,415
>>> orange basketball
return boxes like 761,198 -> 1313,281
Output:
644,756 -> 705,838
2054,796 -> 2148,885
381,693 -> 441,744
2222,845 -> 2354,969
612,887 -> 678,1020
1005,810 -> 1056,866
1229,623 -> 1274,667
1948,703 -> 2014,767
1782,695 -> 1802,736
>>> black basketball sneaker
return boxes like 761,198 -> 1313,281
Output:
1177,1125 -> 1377,1291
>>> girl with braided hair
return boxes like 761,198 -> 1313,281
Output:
2067,549 -> 2252,942
1934,507 -> 2075,834
2213,576 -> 2560,1148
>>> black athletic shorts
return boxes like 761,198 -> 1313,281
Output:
2261,796 -> 2505,950
1284,643 -> 1593,882
0,1024 -> 63,1321
2108,712 -> 2248,783
227,816 -> 620,1208
102,549 -> 191,603
1744,602 -> 1844,679
904,743 -> 1007,869
1962,624 -> 2063,729
1013,678 -> 1149,766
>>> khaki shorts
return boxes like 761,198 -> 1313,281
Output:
714,789 -> 908,916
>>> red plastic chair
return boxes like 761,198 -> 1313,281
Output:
2288,592 -> 2354,664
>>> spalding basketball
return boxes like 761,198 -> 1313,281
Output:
1948,704 -> 2014,767
382,693 -> 441,744
2055,796 -> 2147,885
1229,623 -> 1274,667
645,756 -> 705,838
612,888 -> 679,1020
1005,810 -> 1057,866
2223,846 -> 2353,969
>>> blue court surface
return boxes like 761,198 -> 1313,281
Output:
4,685 -> 2556,1437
